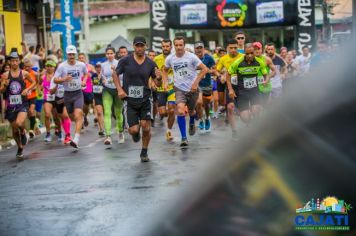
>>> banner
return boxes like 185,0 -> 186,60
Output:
51,0 -> 81,59
180,3 -> 207,25
150,0 -> 169,53
296,0 -> 316,53
256,1 -> 284,24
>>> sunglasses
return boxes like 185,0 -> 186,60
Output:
236,37 -> 245,40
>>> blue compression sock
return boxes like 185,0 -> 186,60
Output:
177,115 -> 187,139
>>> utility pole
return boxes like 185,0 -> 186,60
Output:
322,0 -> 331,42
83,0 -> 90,53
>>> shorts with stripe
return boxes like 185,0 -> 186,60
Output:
123,98 -> 153,128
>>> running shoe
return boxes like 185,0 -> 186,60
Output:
104,136 -> 112,145
70,139 -> 79,149
198,120 -> 205,131
21,131 -> 28,146
28,130 -> 35,139
189,124 -> 196,136
57,132 -> 64,143
132,132 -> 141,143
16,148 -> 24,160
166,130 -> 174,141
64,135 -> 72,145
180,138 -> 189,147
44,133 -> 52,142
98,131 -> 105,137
140,150 -> 150,162
205,118 -> 211,132
118,132 -> 125,144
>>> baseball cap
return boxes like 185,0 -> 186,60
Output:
9,51 -> 19,59
66,45 -> 77,54
194,41 -> 204,48
45,60 -> 57,67
95,62 -> 102,67
133,36 -> 146,45
252,42 -> 262,49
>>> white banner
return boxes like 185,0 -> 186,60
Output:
180,3 -> 207,25
256,1 -> 284,24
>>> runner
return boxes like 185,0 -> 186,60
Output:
148,50 -> 158,126
23,58 -> 38,139
116,46 -> 129,60
101,45 -> 125,145
148,50 -> 156,60
153,39 -> 176,141
53,45 -> 88,149
294,46 -> 311,77
163,36 -> 208,147
253,42 -> 276,108
235,31 -> 246,53
114,36 -> 160,162
42,60 -> 62,142
194,41 -> 216,132
0,52 -> 36,159
78,53 -> 94,128
91,63 -> 105,136
265,43 -> 286,100
227,44 -> 268,132
216,39 -> 244,121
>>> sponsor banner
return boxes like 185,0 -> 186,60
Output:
296,0 -> 316,53
150,0 -> 169,54
256,1 -> 284,24
180,3 -> 207,25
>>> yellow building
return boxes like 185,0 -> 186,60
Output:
0,0 -> 22,54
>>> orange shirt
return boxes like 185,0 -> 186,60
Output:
25,70 -> 37,100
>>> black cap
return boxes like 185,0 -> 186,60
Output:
9,51 -> 19,59
133,36 -> 146,45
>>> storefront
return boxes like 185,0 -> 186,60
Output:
150,0 -> 316,53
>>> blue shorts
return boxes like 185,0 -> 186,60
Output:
35,99 -> 44,113
212,80 -> 217,92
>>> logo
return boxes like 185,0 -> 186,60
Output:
9,81 -> 22,94
216,0 -> 248,27
295,196 -> 352,231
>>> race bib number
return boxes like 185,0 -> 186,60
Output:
231,75 -> 238,85
243,77 -> 257,89
9,95 -> 22,105
106,77 -> 113,85
168,75 -> 174,84
47,94 -> 55,101
68,81 -> 80,90
257,76 -> 265,84
177,68 -> 189,78
128,86 -> 143,98
93,85 -> 103,94
57,87 -> 64,97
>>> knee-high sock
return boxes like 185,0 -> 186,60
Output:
177,115 -> 187,139
62,118 -> 71,136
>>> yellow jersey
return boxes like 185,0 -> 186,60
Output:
154,54 -> 174,92
216,53 -> 244,73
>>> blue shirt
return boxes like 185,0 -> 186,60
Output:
198,54 -> 215,88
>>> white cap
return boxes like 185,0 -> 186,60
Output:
66,45 -> 77,54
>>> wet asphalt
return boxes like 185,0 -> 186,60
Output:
0,116 -> 235,236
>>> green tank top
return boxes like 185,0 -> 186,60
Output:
256,55 -> 272,94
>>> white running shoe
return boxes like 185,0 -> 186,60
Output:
118,132 -> 125,144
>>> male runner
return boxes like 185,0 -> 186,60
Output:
0,52 -> 36,159
163,36 -> 208,147
114,36 -> 160,162
54,45 -> 88,149
235,31 -> 246,54
153,39 -> 176,141
265,43 -> 286,100
227,44 -> 268,131
194,41 -> 216,132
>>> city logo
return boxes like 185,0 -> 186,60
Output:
295,196 -> 352,231
216,0 -> 248,27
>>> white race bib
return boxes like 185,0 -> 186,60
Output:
257,76 -> 265,84
177,68 -> 189,79
128,86 -> 143,98
57,87 -> 64,97
68,80 -> 80,90
47,94 -> 55,101
231,75 -> 238,85
243,77 -> 257,89
93,85 -> 103,94
9,95 -> 22,105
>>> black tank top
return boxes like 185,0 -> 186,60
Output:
6,70 -> 27,108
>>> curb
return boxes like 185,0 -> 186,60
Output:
0,127 -> 46,151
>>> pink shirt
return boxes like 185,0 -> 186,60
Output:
82,64 -> 93,93
42,75 -> 52,101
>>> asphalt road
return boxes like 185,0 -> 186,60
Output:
0,116 -> 236,236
